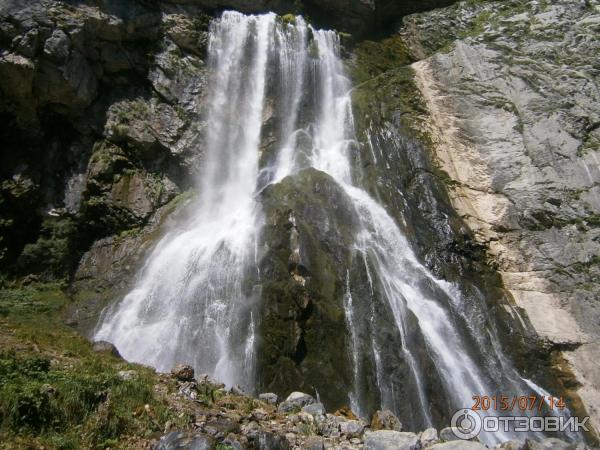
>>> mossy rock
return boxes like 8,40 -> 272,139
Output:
347,34 -> 412,85
256,168 -> 358,409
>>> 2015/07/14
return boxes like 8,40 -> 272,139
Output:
472,395 -> 566,412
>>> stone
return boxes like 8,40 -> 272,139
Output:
171,363 -> 194,381
299,412 -> 316,424
179,381 -> 198,400
259,392 -> 279,404
301,436 -> 325,450
252,408 -> 269,421
524,438 -> 572,450
154,431 -> 213,450
257,430 -> 291,450
92,340 -> 121,358
258,169 -> 361,411
364,431 -> 419,450
420,428 -> 439,447
338,419 -> 365,438
428,442 -> 487,450
231,384 -> 245,395
223,435 -> 244,450
302,403 -> 326,416
117,370 -> 138,380
439,427 -> 461,442
370,410 -> 402,431
203,418 -> 240,437
43,29 -> 70,62
15,28 -> 39,58
164,14 -> 208,55
278,392 -> 316,413
241,421 -> 260,439
317,414 -> 343,438
494,440 -> 525,450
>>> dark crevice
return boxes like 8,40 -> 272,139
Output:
293,332 -> 307,365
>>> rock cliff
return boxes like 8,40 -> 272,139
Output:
404,0 -> 600,437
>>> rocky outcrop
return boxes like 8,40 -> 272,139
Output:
0,1 -> 214,279
378,0 -> 600,440
155,373 -> 588,450
257,168 -> 358,409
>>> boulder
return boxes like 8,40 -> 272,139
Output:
370,410 -> 402,431
277,392 -> 315,413
259,392 -> 279,405
154,431 -> 213,450
256,430 -> 291,450
92,340 -> 121,358
364,430 -> 419,450
171,363 -> 194,381
301,403 -> 326,417
240,421 -> 260,440
179,381 -> 199,400
439,427 -> 461,442
420,428 -> 439,447
338,419 -> 365,438
223,437 -> 244,450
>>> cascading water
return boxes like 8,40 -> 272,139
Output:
94,12 -> 276,389
95,11 -> 579,445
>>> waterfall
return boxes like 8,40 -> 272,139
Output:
95,11 -> 578,445
94,12 -> 277,389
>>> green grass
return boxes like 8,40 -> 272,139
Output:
0,283 -> 186,449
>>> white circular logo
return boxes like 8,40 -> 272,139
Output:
450,409 -> 482,440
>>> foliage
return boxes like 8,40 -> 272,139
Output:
0,283 -> 182,449
17,217 -> 78,278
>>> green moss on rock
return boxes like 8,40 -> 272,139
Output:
256,168 -> 358,409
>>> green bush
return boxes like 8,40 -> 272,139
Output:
17,217 -> 78,278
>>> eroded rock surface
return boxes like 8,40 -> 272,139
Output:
402,0 -> 600,437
